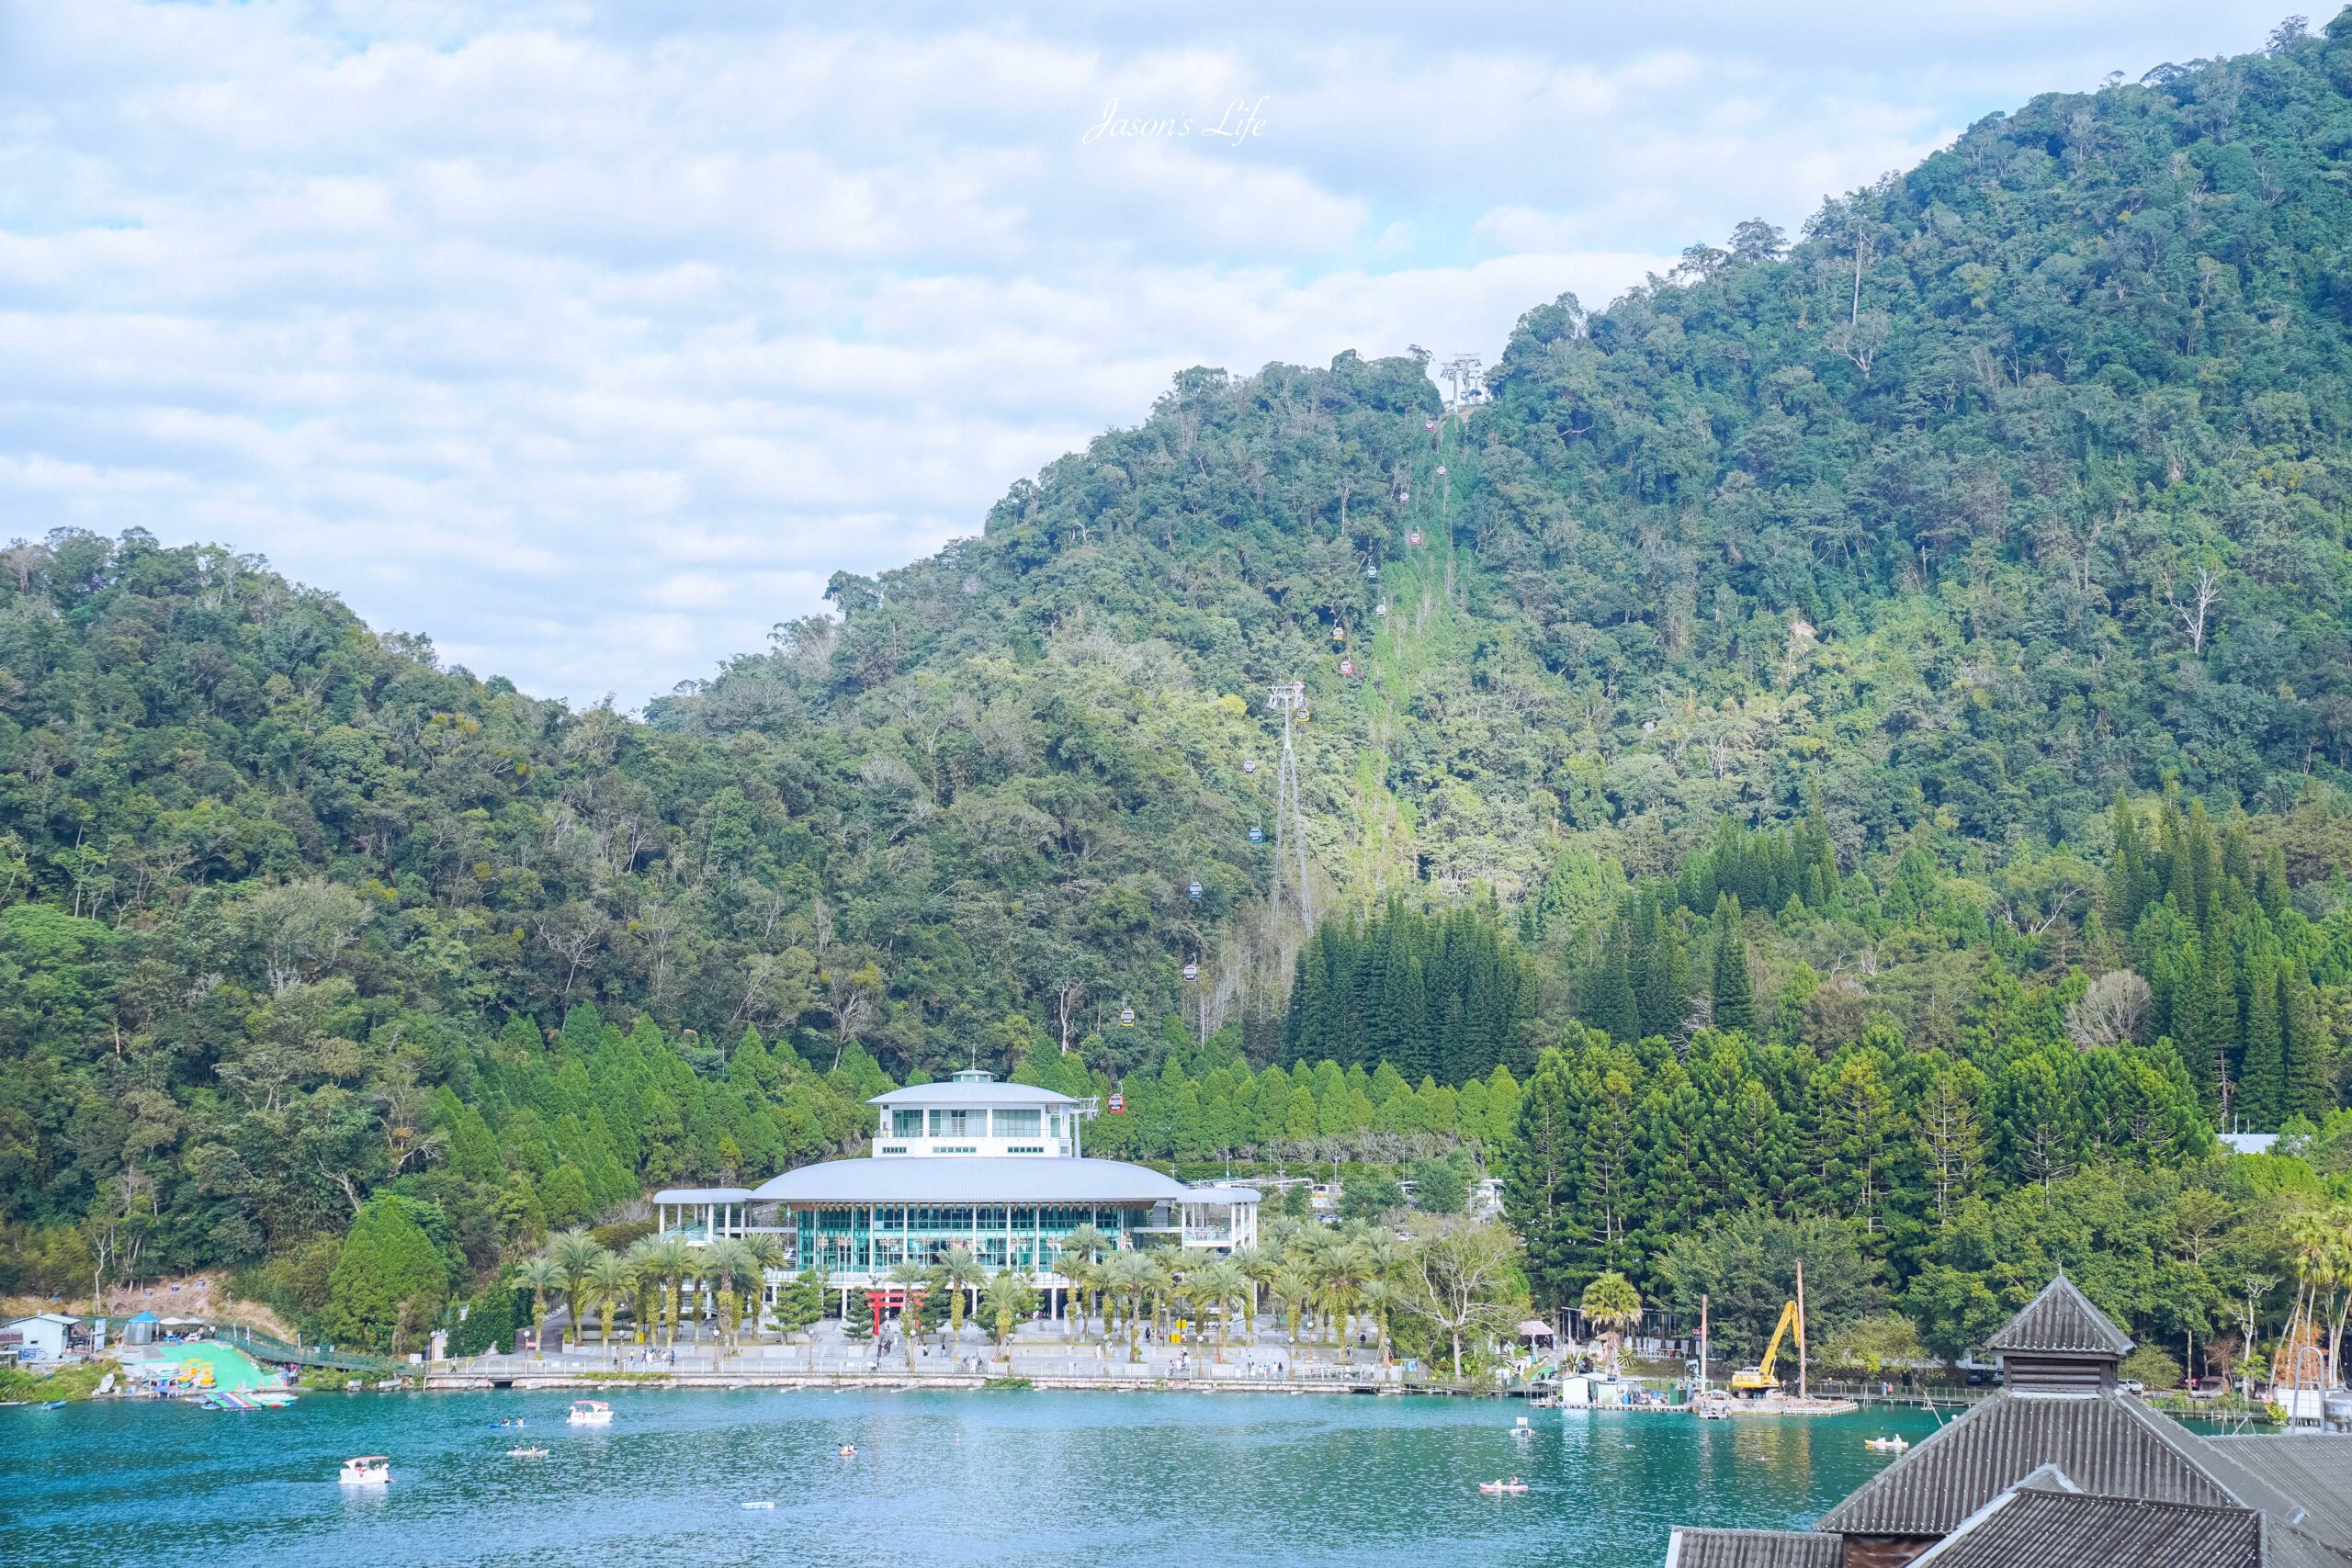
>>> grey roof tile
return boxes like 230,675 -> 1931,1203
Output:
1984,1273 -> 2135,1357
1906,1485 -> 2260,1568
1665,1529 -> 1842,1568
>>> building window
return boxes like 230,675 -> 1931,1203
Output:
929,1108 -> 974,1137
892,1109 -> 923,1137
992,1108 -> 1041,1139
1006,1145 -> 1044,1155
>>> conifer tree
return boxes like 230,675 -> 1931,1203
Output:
2279,963 -> 2328,1124
1709,895 -> 1755,1035
2237,953 -> 2284,1130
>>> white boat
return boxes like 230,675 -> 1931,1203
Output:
1865,1436 -> 1909,1452
338,1456 -> 391,1486
1511,1416 -> 1532,1438
741,1500 -> 776,1510
1478,1479 -> 1530,1495
567,1399 -> 614,1427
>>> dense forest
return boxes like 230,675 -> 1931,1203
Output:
6,16 -> 2352,1363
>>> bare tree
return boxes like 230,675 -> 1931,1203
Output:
2067,970 -> 2153,1049
2160,563 -> 2222,655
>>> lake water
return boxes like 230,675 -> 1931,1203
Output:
4,1390 -> 1942,1566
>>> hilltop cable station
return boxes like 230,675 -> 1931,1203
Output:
651,1070 -> 1260,1319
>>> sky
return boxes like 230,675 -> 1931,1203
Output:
0,1 -> 2299,705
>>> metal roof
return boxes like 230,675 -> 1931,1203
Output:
651,1187 -> 752,1203
867,1082 -> 1081,1108
1815,1391 -> 2240,1537
1181,1185 -> 1261,1204
2200,1434 -> 2352,1550
1985,1274 -> 2134,1358
1907,1484 -> 2260,1568
750,1156 -> 1193,1205
1663,1529 -> 1840,1568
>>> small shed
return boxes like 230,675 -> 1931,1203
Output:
124,1309 -> 160,1346
1,1313 -> 80,1360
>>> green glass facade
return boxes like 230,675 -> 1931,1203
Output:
788,1202 -> 1148,1276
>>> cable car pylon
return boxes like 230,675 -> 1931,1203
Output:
1267,680 -> 1314,932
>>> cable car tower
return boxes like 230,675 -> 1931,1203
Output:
1440,353 -> 1484,409
1266,681 -> 1314,932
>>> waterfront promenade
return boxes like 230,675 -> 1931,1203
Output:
429,1313 -> 1440,1394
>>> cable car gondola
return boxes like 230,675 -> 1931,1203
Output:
1107,1091 -> 1126,1111
1436,465 -> 1446,477
1242,758 -> 1259,774
1424,417 -> 1438,432
1117,1007 -> 1136,1028
1375,604 -> 1387,618
1339,659 -> 1354,676
1365,563 -> 1379,581
1182,963 -> 1198,982
1249,825 -> 1264,844
1408,529 -> 1423,547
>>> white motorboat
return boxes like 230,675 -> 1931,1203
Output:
567,1399 -> 614,1427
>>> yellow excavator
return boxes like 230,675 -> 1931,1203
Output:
1730,1301 -> 1800,1395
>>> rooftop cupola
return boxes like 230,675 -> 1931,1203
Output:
1986,1273 -> 2134,1393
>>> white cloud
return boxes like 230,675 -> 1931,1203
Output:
0,0 -> 2293,703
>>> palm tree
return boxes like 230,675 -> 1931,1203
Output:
1320,1244 -> 1373,1348
888,1260 -> 931,1368
642,1235 -> 695,1348
706,1240 -> 756,1355
1059,1253 -> 1098,1345
1230,1245 -> 1275,1344
1271,1267 -> 1312,1348
743,1234 -> 786,1342
1100,1252 -> 1154,1362
1357,1277 -> 1397,1364
940,1245 -> 984,1348
1057,1224 -> 1109,1340
1581,1270 -> 1644,1376
1191,1261 -> 1248,1356
584,1252 -> 635,1360
514,1256 -> 563,1359
625,1237 -> 663,1347
981,1270 -> 1036,1355
1140,1251 -> 1175,1341
551,1229 -> 605,1348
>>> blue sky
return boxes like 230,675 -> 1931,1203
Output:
0,1 -> 2297,704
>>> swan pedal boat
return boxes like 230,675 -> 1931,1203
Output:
339,1456 -> 391,1486
1864,1436 -> 1909,1452
567,1400 -> 614,1426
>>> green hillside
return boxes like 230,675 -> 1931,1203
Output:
5,16 -> 2352,1351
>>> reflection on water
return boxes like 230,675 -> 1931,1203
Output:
3,1391 -> 1940,1567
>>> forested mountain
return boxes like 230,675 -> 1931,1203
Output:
6,17 -> 2352,1349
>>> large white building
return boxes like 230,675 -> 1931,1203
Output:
652,1069 -> 1259,1314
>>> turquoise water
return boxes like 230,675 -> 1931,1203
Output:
4,1392 -> 1941,1566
